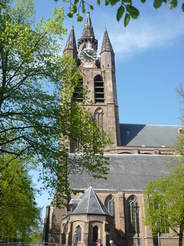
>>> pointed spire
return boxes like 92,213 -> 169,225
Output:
100,27 -> 114,54
78,12 -> 98,51
64,26 -> 77,51
81,12 -> 95,39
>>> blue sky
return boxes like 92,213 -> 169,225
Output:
33,0 -> 184,221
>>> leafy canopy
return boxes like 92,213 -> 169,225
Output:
0,0 -> 111,202
144,83 -> 184,246
0,154 -> 41,241
144,163 -> 184,246
56,0 -> 184,27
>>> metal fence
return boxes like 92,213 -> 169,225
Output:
0,243 -> 70,246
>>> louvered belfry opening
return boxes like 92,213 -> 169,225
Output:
94,75 -> 104,103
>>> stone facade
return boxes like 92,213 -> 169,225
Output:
43,12 -> 183,246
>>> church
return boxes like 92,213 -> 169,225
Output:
43,12 -> 181,246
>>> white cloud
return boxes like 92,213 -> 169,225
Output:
62,4 -> 184,62
95,8 -> 184,61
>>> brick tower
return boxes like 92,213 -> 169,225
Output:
64,12 -> 121,152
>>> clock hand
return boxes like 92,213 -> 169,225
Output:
83,50 -> 93,59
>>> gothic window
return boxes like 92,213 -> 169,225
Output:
105,195 -> 115,223
93,225 -> 98,243
76,225 -> 82,242
94,107 -> 103,130
73,78 -> 83,102
61,223 -> 67,244
94,75 -> 104,103
128,196 -> 140,235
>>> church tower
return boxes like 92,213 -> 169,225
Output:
64,12 -> 121,151
44,12 -> 181,246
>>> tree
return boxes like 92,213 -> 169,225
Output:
0,0 -> 111,201
28,228 -> 43,243
0,154 -> 41,241
54,0 -> 184,27
144,164 -> 184,246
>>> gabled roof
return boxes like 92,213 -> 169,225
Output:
120,124 -> 179,147
72,186 -> 110,215
64,26 -> 77,51
100,27 -> 114,54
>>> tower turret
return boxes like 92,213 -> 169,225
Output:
100,27 -> 115,70
64,26 -> 77,61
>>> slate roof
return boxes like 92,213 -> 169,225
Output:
120,124 -> 179,147
64,26 -> 77,51
71,186 -> 110,215
69,154 -> 179,192
100,27 -> 114,54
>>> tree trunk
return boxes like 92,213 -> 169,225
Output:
178,226 -> 183,246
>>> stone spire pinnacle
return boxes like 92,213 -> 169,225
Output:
100,27 -> 114,54
81,12 -> 95,39
78,12 -> 98,51
64,26 -> 77,51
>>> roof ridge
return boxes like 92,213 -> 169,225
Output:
120,123 -> 179,127
92,187 -> 106,215
87,186 -> 92,213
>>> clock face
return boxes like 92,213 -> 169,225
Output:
79,48 -> 98,63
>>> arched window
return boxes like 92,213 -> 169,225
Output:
105,195 -> 115,223
94,75 -> 104,103
76,225 -> 82,242
128,197 -> 140,235
94,107 -> 103,130
93,225 -> 98,243
61,223 -> 67,244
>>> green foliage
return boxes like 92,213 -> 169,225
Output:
0,0 -> 111,205
153,0 -> 163,9
124,13 -> 130,27
144,164 -> 184,246
0,154 -> 41,241
63,0 -> 184,27
169,0 -> 179,10
28,229 -> 43,242
117,6 -> 125,22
